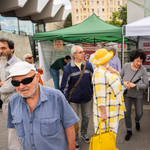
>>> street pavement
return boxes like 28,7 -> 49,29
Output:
0,68 -> 150,149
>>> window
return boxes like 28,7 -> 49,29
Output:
103,16 -> 105,20
102,1 -> 104,5
76,9 -> 78,13
102,8 -> 105,13
92,9 -> 94,13
110,0 -> 113,4
118,1 -> 120,5
97,8 -> 99,13
97,1 -> 99,5
76,16 -> 79,21
76,1 -> 78,6
83,1 -> 86,5
83,8 -> 86,13
118,8 -> 120,11
110,8 -> 113,12
87,1 -> 89,5
92,1 -> 94,5
84,16 -> 87,20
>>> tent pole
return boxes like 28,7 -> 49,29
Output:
121,35 -> 124,68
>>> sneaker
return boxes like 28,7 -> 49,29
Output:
75,141 -> 80,150
81,134 -> 90,143
136,122 -> 140,131
125,130 -> 132,141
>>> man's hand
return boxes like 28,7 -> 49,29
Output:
37,66 -> 43,72
65,125 -> 75,150
101,112 -> 107,122
106,66 -> 119,75
0,81 -> 5,87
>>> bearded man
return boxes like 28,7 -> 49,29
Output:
0,38 -> 21,150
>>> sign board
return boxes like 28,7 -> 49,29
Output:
139,38 -> 150,69
54,40 -> 64,50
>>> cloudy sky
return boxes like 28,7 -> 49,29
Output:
54,0 -> 71,9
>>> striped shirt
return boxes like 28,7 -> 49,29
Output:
92,65 -> 125,132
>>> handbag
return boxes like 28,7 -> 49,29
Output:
68,60 -> 86,135
89,119 -> 117,150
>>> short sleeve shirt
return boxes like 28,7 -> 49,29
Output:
6,84 -> 79,150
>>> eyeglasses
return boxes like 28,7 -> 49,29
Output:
11,74 -> 36,87
26,56 -> 33,59
75,51 -> 85,54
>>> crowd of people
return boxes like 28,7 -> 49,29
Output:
0,38 -> 149,150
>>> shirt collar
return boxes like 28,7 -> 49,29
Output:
7,56 -> 16,66
71,59 -> 84,67
22,84 -> 48,104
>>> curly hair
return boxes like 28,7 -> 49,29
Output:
130,49 -> 146,63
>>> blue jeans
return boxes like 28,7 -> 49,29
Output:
50,68 -> 59,89
70,100 -> 91,142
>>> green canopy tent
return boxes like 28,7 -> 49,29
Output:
33,13 -> 129,44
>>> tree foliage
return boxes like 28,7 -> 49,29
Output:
63,13 -> 72,28
118,5 -> 127,26
106,5 -> 127,27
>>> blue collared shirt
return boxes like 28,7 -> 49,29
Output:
109,55 -> 121,73
6,84 -> 79,150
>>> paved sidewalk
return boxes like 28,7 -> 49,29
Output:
0,71 -> 150,149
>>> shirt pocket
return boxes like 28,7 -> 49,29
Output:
40,117 -> 59,136
12,118 -> 25,137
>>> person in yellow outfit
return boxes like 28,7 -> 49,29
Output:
92,49 -> 125,150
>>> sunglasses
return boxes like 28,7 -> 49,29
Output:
11,74 -> 36,87
75,51 -> 85,54
26,56 -> 33,59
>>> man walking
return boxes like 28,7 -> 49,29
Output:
0,38 -> 21,150
6,62 -> 79,150
60,46 -> 93,149
50,55 -> 71,89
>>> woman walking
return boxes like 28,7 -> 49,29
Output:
120,49 -> 148,141
92,49 -> 125,150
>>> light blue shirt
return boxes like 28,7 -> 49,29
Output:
109,55 -> 121,73
6,84 -> 79,150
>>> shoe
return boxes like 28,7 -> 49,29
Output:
81,134 -> 90,143
75,141 -> 80,150
136,122 -> 140,131
125,130 -> 132,141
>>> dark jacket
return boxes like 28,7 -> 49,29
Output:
60,60 -> 93,103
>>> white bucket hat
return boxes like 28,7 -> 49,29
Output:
6,62 -> 36,80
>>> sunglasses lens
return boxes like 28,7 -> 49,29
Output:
11,80 -> 20,87
22,77 -> 33,85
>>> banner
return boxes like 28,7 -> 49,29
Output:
139,37 -> 150,69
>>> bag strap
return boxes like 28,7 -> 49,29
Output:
130,66 -> 141,82
68,60 -> 86,102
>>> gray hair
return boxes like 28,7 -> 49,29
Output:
23,53 -> 32,61
109,47 -> 116,51
71,45 -> 83,55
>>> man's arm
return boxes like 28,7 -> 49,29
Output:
65,125 -> 75,150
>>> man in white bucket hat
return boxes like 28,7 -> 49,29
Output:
6,61 -> 79,150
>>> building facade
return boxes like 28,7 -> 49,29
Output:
127,0 -> 150,24
70,0 -> 126,25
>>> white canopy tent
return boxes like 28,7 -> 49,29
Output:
122,16 -> 150,66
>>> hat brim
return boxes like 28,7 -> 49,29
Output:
5,68 -> 35,80
92,51 -> 113,65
